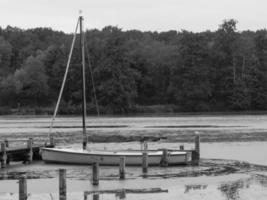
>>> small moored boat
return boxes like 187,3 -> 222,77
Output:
41,148 -> 190,166
41,14 -> 192,166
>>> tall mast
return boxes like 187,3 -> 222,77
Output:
80,15 -> 87,150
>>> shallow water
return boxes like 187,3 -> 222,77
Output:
0,115 -> 267,199
1,170 -> 267,200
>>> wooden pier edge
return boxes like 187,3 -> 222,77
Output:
0,138 -> 49,167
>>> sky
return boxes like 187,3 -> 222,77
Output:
1,0 -> 267,33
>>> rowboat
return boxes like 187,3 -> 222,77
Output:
41,14 -> 192,166
41,148 -> 191,166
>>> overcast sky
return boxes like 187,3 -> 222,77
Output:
0,0 -> 267,33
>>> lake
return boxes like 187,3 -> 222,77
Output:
0,114 -> 267,199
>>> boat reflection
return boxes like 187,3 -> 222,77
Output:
84,192 -> 126,200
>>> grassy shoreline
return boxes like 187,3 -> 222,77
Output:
1,105 -> 267,117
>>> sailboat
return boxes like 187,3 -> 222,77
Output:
41,15 -> 191,166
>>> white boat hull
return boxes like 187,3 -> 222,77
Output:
41,148 -> 191,166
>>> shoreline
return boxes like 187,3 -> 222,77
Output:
1,110 -> 267,118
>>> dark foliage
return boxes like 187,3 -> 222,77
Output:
0,19 -> 267,114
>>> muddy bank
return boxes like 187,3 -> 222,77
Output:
1,159 -> 266,181
1,115 -> 267,144
86,130 -> 267,143
1,129 -> 267,144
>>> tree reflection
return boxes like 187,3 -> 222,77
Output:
219,179 -> 249,200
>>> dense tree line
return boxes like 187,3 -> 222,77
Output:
1,19 -> 267,114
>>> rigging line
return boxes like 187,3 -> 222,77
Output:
48,18 -> 80,139
84,35 -> 100,116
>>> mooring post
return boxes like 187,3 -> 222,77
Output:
92,162 -> 99,186
192,132 -> 200,165
27,138 -> 33,163
142,141 -> 148,174
59,169 -> 66,200
19,176 -> 27,200
4,140 -> 10,165
142,152 -> 148,174
195,133 -> 200,160
119,156 -> 126,179
160,149 -> 168,167
1,142 -> 7,168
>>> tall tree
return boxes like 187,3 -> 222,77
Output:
250,30 -> 267,109
211,19 -> 239,109
94,26 -> 140,113
14,55 -> 49,105
168,31 -> 212,111
0,36 -> 12,77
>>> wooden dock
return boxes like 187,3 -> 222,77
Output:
0,134 -> 200,169
0,138 -> 53,168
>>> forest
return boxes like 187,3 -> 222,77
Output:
0,19 -> 267,114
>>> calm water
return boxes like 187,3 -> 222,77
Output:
0,115 -> 267,200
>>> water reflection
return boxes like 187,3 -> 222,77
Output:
184,184 -> 208,193
219,179 -> 248,200
1,159 -> 267,200
84,191 -> 126,200
93,193 -> 100,200
219,174 -> 267,200
254,174 -> 267,187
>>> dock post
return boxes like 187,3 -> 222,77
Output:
4,140 -> 9,165
1,142 -> 7,168
92,162 -> 99,186
160,149 -> 168,167
142,141 -> 148,174
27,138 -> 33,163
59,169 -> 66,200
19,176 -> 27,200
195,134 -> 200,158
192,132 -> 200,165
119,156 -> 126,179
142,152 -> 148,174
